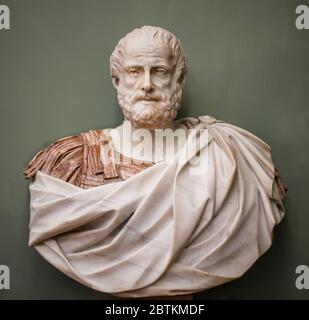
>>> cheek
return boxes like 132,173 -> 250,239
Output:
122,75 -> 141,89
153,77 -> 173,91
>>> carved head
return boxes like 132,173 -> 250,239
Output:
110,26 -> 188,129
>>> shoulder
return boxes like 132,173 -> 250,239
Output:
24,133 -> 84,183
198,115 -> 287,201
24,129 -> 109,185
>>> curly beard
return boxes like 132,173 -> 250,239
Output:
117,83 -> 182,129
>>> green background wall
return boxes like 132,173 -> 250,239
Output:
0,0 -> 308,299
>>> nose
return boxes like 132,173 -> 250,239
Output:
141,71 -> 154,93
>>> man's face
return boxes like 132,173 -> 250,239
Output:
115,37 -> 182,129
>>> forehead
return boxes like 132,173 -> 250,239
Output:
122,36 -> 175,67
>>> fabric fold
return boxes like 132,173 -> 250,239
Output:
27,119 -> 285,297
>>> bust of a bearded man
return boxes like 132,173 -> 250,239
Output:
24,26 -> 287,298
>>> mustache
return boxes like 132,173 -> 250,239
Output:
131,93 -> 163,103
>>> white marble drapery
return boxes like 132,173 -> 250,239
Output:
28,118 -> 285,297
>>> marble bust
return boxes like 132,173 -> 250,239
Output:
24,26 -> 287,298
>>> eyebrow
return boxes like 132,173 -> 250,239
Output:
124,64 -> 170,70
125,65 -> 143,70
151,65 -> 169,70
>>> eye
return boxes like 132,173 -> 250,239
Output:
154,68 -> 168,77
127,68 -> 140,76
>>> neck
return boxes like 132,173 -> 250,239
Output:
110,119 -> 185,163
131,120 -> 176,134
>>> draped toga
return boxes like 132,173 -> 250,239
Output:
24,116 -> 287,297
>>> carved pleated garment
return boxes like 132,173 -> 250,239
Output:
25,117 -> 286,297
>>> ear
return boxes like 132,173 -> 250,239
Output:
112,76 -> 120,89
177,72 -> 187,88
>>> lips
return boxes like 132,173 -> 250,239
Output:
138,96 -> 159,102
